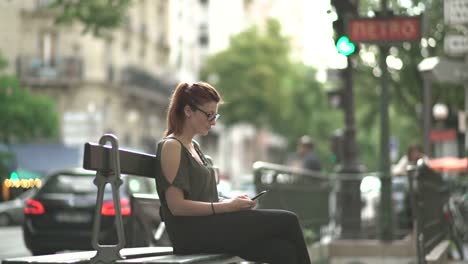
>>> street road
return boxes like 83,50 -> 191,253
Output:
0,226 -> 31,259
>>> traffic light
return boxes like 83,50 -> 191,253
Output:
336,36 -> 355,56
331,0 -> 359,56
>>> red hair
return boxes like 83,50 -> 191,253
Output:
164,82 -> 222,137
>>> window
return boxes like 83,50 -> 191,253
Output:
139,43 -> 147,58
122,16 -> 131,32
41,174 -> 96,194
199,34 -> 209,46
199,24 -> 209,46
39,32 -> 57,66
105,40 -> 114,81
107,65 -> 115,82
157,2 -> 165,15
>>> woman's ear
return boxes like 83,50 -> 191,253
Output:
184,105 -> 192,118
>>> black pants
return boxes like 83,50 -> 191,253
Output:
166,209 -> 312,264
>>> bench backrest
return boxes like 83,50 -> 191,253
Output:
83,142 -> 216,180
83,142 -> 156,178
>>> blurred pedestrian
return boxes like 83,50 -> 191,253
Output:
297,135 -> 322,171
154,82 -> 311,264
392,144 -> 429,176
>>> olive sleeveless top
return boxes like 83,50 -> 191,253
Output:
154,137 -> 219,222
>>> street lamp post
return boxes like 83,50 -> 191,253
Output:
378,0 -> 394,241
432,103 -> 449,157
337,56 -> 366,239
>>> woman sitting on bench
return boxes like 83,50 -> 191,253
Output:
155,82 -> 312,264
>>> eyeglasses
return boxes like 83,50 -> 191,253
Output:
193,105 -> 220,122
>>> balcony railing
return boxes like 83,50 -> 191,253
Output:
17,56 -> 83,86
120,66 -> 174,96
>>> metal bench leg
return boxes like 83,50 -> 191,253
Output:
91,134 -> 126,264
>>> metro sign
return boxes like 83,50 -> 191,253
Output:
348,16 -> 421,43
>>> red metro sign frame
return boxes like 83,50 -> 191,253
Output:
348,16 -> 421,43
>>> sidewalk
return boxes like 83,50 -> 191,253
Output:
309,238 -> 468,264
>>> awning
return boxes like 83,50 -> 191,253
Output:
429,157 -> 468,173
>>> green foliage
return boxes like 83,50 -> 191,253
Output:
0,56 -> 59,143
201,20 -> 291,127
200,19 -> 342,170
48,0 -> 131,36
302,228 -> 318,245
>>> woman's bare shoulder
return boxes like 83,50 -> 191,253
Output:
161,139 -> 182,159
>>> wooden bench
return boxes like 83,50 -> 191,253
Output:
2,134 -> 243,264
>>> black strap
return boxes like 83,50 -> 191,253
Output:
164,136 -> 183,145
193,142 -> 209,166
164,136 -> 208,166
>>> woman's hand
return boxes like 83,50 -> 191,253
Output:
224,195 -> 256,212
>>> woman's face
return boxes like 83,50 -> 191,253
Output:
188,101 -> 219,136
408,149 -> 422,162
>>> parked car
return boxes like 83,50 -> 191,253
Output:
0,188 -> 37,226
23,168 -> 169,256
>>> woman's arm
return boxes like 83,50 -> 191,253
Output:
392,155 -> 408,176
165,187 -> 254,216
161,139 -> 255,216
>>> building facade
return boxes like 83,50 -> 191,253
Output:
0,0 -> 175,153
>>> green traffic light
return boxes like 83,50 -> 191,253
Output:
336,36 -> 356,56
10,171 -> 19,180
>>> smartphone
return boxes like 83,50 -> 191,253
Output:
251,190 -> 268,201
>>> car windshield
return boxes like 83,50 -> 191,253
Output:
40,173 -> 157,196
41,174 -> 98,194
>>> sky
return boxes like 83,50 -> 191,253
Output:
302,0 -> 347,80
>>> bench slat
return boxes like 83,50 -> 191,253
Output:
116,254 -> 243,264
2,247 -> 173,264
83,142 -> 156,178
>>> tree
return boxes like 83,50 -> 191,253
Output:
48,0 -> 131,36
0,55 -> 59,143
201,20 -> 292,127
200,19 -> 342,169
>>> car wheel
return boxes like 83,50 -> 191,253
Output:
0,213 -> 11,226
